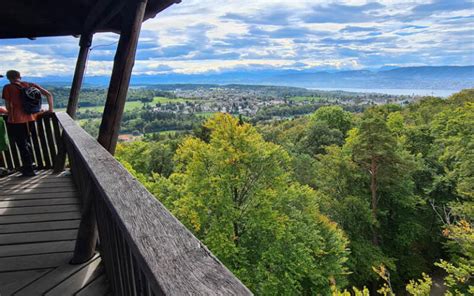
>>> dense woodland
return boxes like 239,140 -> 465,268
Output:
113,89 -> 473,295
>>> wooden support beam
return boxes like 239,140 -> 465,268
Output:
70,183 -> 98,264
54,33 -> 93,174
67,33 -> 93,119
97,0 -> 148,154
83,0 -> 114,33
83,0 -> 127,34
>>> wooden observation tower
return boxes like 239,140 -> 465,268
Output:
0,1 -> 251,295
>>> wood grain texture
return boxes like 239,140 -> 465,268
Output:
0,229 -> 78,245
14,255 -> 101,296
0,240 -> 76,257
1,140 -> 109,294
0,212 -> 81,224
0,219 -> 79,234
45,256 -> 104,296
0,204 -> 80,216
1,186 -> 78,196
0,0 -> 178,39
0,269 -> 52,296
58,111 -> 252,295
0,252 -> 73,272
76,274 -> 110,296
0,198 -> 79,208
0,192 -> 79,201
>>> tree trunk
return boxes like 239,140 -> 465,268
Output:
370,157 -> 379,245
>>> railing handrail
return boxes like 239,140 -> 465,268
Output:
56,112 -> 251,295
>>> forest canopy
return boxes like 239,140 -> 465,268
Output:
116,89 -> 474,295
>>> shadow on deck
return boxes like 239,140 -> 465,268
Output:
0,170 -> 109,296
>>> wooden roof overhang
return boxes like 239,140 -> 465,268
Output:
0,0 -> 179,39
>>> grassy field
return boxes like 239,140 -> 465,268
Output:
68,96 -> 200,113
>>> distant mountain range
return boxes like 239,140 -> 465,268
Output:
8,66 -> 474,90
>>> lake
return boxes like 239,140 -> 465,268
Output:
310,88 -> 459,97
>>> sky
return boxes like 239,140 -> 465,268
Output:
0,0 -> 473,77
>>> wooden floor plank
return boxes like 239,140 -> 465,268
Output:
0,229 -> 78,245
0,198 -> 80,209
1,180 -> 74,189
0,220 -> 80,234
0,269 -> 52,296
1,187 -> 77,196
0,240 -> 76,257
0,178 -> 73,187
0,173 -> 70,184
0,170 -> 109,295
14,254 -> 101,296
76,274 -> 109,296
0,212 -> 81,224
0,192 -> 80,201
0,252 -> 73,272
45,257 -> 104,296
3,184 -> 74,193
0,205 -> 81,216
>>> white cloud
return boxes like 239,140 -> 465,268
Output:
0,0 -> 472,77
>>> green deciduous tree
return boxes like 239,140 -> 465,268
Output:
149,113 -> 349,294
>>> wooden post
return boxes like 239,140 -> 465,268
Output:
97,0 -> 148,154
54,34 -> 92,173
70,183 -> 99,264
67,33 -> 93,119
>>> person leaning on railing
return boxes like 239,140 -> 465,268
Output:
2,70 -> 54,177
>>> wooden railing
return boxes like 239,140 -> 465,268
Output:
1,113 -> 62,170
55,112 -> 251,295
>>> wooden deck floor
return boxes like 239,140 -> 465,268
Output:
0,170 -> 110,296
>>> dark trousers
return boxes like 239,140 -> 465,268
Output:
7,122 -> 34,172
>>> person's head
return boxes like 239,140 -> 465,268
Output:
6,70 -> 21,82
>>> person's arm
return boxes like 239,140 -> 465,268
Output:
35,84 -> 54,112
2,86 -> 10,113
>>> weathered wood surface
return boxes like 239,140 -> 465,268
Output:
14,254 -> 101,296
67,34 -> 93,120
97,0 -> 149,154
58,110 -> 252,295
0,212 -> 81,224
0,269 -> 52,296
0,241 -> 76,257
0,170 -> 109,296
0,205 -> 81,216
0,0 -> 178,39
0,198 -> 79,208
1,114 -> 61,171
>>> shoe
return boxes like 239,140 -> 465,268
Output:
0,168 -> 11,178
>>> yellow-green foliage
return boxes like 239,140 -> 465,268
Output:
406,273 -> 432,296
331,285 -> 370,296
151,113 -> 350,294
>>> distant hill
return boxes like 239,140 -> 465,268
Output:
4,66 -> 473,90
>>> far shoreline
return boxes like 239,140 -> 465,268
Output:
308,87 -> 462,97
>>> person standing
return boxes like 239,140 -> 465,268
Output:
2,70 -> 54,176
